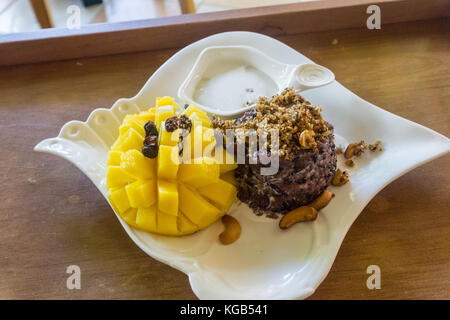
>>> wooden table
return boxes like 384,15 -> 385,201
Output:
0,1 -> 449,299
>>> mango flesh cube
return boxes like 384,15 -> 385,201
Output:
109,187 -> 131,214
180,132 -> 200,161
184,104 -> 208,119
126,180 -> 157,208
181,126 -> 215,161
136,110 -> 156,123
110,133 -> 125,151
118,128 -> 144,153
179,184 -> 222,228
193,125 -> 215,148
107,166 -> 135,189
107,151 -> 123,166
220,171 -> 238,187
157,212 -> 179,235
121,208 -> 138,228
178,213 -> 198,235
119,116 -> 145,136
198,179 -> 237,211
178,157 -> 219,188
155,106 -> 175,129
189,112 -> 211,127
202,127 -> 215,144
120,149 -> 155,180
157,180 -> 178,216
159,123 -> 180,146
136,206 -> 157,231
183,125 -> 204,160
156,96 -> 175,107
157,145 -> 179,180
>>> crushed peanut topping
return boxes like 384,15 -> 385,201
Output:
344,141 -> 367,159
345,159 -> 355,167
344,140 -> 383,159
369,140 -> 383,152
212,88 -> 331,159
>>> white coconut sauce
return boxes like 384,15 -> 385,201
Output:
194,64 -> 278,111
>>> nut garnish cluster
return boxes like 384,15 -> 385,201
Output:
212,88 -> 332,159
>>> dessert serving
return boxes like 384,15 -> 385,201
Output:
107,87 -> 343,238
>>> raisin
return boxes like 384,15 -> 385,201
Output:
179,114 -> 192,132
144,135 -> 157,146
142,144 -> 158,158
165,116 -> 180,132
144,121 -> 158,136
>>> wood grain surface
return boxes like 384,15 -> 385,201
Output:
0,18 -> 449,299
1,0 -> 449,66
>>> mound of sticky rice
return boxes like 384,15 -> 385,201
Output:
213,88 -> 337,214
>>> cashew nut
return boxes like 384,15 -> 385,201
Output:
344,141 -> 367,159
332,169 -> 349,186
309,190 -> 334,210
279,206 -> 318,229
219,215 -> 241,245
345,159 -> 355,167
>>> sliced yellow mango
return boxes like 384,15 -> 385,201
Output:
178,213 -> 198,235
159,123 -> 180,146
106,166 -> 135,189
107,97 -> 238,237
155,105 -> 175,129
178,157 -> 219,188
182,125 -> 216,160
117,128 -> 144,153
136,109 -> 156,123
126,179 -> 157,208
107,150 -> 123,166
119,115 -> 145,136
157,145 -> 179,180
120,149 -> 156,180
198,179 -> 237,211
184,104 -> 208,120
156,96 -> 175,108
110,133 -> 125,151
189,112 -> 211,127
136,206 -> 157,231
179,184 -> 222,228
157,180 -> 178,216
157,212 -> 179,235
109,187 -> 131,214
121,208 -> 138,228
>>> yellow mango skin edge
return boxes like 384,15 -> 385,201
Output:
106,100 -> 238,236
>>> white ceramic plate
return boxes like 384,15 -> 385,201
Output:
34,32 -> 450,300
